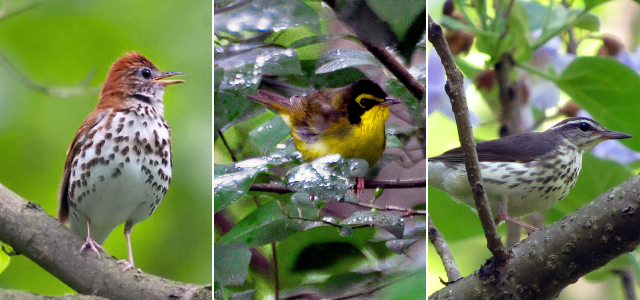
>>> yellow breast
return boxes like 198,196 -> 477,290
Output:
284,106 -> 390,167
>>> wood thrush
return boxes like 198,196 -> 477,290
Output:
429,117 -> 632,231
57,52 -> 184,270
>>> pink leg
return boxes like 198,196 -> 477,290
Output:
79,219 -> 105,257
498,197 -> 539,232
355,177 -> 365,197
117,222 -> 135,271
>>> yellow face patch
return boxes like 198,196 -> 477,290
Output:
354,93 -> 384,108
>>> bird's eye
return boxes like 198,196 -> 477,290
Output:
579,122 -> 591,131
140,68 -> 152,79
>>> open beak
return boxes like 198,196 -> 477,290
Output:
601,130 -> 632,140
154,71 -> 185,86
379,98 -> 402,107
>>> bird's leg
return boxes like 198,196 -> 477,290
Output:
354,177 -> 365,198
79,219 -> 105,257
117,222 -> 135,271
498,197 -> 539,232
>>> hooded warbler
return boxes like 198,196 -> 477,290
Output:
246,79 -> 401,166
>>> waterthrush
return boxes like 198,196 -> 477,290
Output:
429,117 -> 632,231
57,52 -> 184,270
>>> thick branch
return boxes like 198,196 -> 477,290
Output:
430,174 -> 640,299
0,183 -> 211,300
428,15 -> 508,261
0,288 -> 107,299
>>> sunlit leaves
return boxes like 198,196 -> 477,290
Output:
555,57 -> 640,151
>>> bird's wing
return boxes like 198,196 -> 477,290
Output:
290,91 -> 347,141
57,110 -> 108,224
429,133 -> 558,163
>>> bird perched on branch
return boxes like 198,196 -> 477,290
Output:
246,79 -> 401,167
429,117 -> 631,231
58,52 -> 184,270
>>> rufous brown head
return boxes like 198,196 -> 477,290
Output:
98,52 -> 184,111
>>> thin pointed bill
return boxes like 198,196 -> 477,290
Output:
601,130 -> 632,140
154,71 -> 185,86
379,98 -> 402,107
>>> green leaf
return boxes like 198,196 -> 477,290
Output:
340,211 -> 404,239
229,290 -> 257,300
381,269 -> 427,300
366,0 -> 425,41
214,165 -> 266,213
249,115 -> 290,155
213,243 -> 252,287
385,132 -> 404,149
315,49 -> 382,74
0,245 -> 10,274
505,1 -> 531,63
555,57 -> 640,151
216,200 -> 311,246
573,12 -> 600,32
584,0 -> 614,10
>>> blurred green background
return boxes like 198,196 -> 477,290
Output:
0,0 -> 211,295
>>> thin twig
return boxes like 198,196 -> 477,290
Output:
428,15 -> 508,261
217,129 -> 238,162
272,243 -> 279,300
613,269 -> 637,300
250,179 -> 426,194
428,217 -> 461,282
361,41 -> 425,101
344,201 -> 426,216
0,51 -> 99,98
0,0 -> 40,23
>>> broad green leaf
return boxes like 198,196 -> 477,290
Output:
381,269 -> 427,300
0,245 -> 10,274
584,0 -> 614,10
216,200 -> 312,246
506,1 -> 531,63
315,49 -> 382,74
573,12 -> 600,32
367,0 -> 425,41
214,0 -> 321,34
340,210 -> 405,239
214,243 -> 252,287
555,57 -> 640,151
249,115 -> 290,155
214,166 -> 265,213
276,226 -> 379,289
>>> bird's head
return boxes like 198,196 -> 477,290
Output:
548,117 -> 632,150
99,52 -> 184,112
344,79 -> 401,124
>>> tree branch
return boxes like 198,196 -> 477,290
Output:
0,183 -> 211,300
250,179 -> 426,194
427,217 -> 461,282
428,15 -> 508,261
430,174 -> 640,299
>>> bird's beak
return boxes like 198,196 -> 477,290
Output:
601,130 -> 632,140
378,98 -> 402,107
154,71 -> 185,86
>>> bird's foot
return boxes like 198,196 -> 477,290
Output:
117,259 -> 135,271
79,236 -> 105,258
